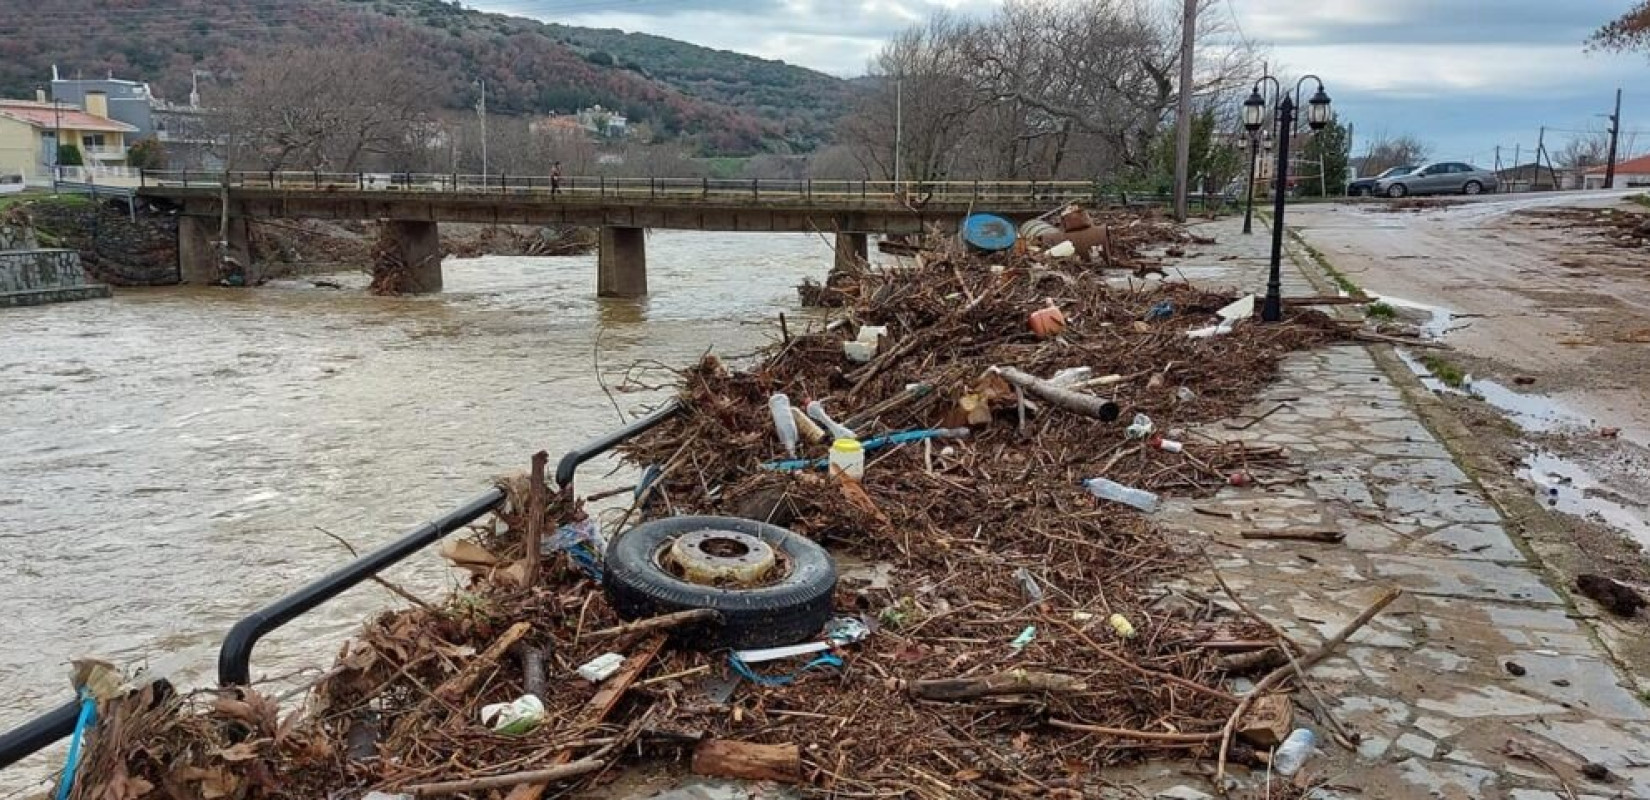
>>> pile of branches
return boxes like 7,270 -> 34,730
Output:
67,223 -> 1351,800
445,225 -> 598,258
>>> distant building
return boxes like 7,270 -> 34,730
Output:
576,105 -> 628,139
1583,153 -> 1650,190
51,73 -> 156,137
530,115 -> 586,139
1495,162 -> 1584,192
0,95 -> 138,183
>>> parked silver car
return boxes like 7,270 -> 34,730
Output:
1376,162 -> 1498,198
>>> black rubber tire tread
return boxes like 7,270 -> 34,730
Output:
604,516 -> 837,649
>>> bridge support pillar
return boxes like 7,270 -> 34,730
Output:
598,226 -> 647,298
178,215 -> 250,285
834,232 -> 868,272
376,220 -> 444,293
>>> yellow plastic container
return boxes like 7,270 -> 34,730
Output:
828,438 -> 865,479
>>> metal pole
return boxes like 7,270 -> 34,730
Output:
1605,88 -> 1623,190
1242,134 -> 1259,234
1171,0 -> 1198,222
894,78 -> 903,193
1263,96 -> 1294,323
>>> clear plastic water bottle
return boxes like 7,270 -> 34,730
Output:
768,394 -> 798,457
1082,477 -> 1158,512
1272,728 -> 1316,777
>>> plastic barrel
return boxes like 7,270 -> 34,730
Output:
961,214 -> 1018,253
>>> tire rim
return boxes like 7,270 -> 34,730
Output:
1465,182 -> 1481,195
659,529 -> 781,586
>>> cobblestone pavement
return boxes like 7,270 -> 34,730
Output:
1137,217 -> 1650,799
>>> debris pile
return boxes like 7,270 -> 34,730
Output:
1515,206 -> 1650,248
66,212 -> 1366,799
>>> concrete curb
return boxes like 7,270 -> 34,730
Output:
1278,220 -> 1650,699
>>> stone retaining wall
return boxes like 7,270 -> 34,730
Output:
0,249 -> 112,307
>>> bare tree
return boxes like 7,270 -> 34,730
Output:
1590,2 -> 1650,53
1360,133 -> 1431,174
209,46 -> 439,172
1554,130 -> 1612,169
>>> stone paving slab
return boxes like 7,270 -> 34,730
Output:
1139,217 -> 1650,799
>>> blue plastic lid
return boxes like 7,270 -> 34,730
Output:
961,213 -> 1018,252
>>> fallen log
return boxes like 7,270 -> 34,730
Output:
692,740 -> 803,783
1349,330 -> 1451,350
407,758 -> 605,796
581,608 -> 720,641
908,671 -> 1087,701
994,366 -> 1117,421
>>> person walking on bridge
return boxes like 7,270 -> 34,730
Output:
550,161 -> 563,196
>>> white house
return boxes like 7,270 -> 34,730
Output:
1583,153 -> 1650,190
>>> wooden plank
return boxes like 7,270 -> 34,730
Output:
691,740 -> 803,783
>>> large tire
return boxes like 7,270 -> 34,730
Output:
604,516 -> 837,649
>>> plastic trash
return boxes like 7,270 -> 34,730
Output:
1108,613 -> 1137,639
790,407 -> 828,444
1272,728 -> 1316,776
1186,320 -> 1236,339
806,400 -> 857,440
828,438 -> 865,479
1177,386 -> 1197,403
843,340 -> 877,363
1046,240 -> 1076,258
1082,477 -> 1159,513
1048,366 -> 1093,388
1029,305 -> 1067,338
857,325 -> 889,343
577,653 -> 625,683
1013,567 -> 1045,603
1125,413 -> 1155,440
1151,435 -> 1185,454
1009,625 -> 1037,652
824,617 -> 873,646
735,641 -> 830,664
769,394 -> 799,457
1145,301 -> 1175,321
480,695 -> 545,735
547,518 -> 604,582
1217,294 -> 1256,322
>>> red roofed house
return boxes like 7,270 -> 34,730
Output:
0,90 -> 139,184
1583,153 -> 1650,190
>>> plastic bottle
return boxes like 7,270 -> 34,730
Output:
828,438 -> 865,479
1082,477 -> 1159,513
1272,728 -> 1316,777
769,394 -> 799,457
807,400 -> 857,440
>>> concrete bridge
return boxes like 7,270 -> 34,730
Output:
136,172 -> 1099,296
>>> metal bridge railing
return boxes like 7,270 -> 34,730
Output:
136,171 -> 1110,206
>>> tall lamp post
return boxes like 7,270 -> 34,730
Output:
1243,75 -> 1332,322
1240,124 -> 1270,235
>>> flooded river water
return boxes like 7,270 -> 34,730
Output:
0,231 -> 834,792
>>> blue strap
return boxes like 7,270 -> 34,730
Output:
727,652 -> 843,686
56,690 -> 96,800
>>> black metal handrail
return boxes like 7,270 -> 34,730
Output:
554,399 -> 681,489
0,400 -> 683,771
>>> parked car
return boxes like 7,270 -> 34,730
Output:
1376,162 -> 1498,198
1347,165 -> 1416,196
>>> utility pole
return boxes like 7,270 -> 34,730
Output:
1512,143 -> 1521,190
1604,87 -> 1622,190
1536,126 -> 1559,192
476,79 -> 488,182
1171,0 -> 1197,221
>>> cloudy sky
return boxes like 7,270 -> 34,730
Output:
480,0 -> 1650,166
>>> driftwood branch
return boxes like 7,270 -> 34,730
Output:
407,758 -> 605,796
995,366 -> 1117,420
691,740 -> 803,783
581,608 -> 720,641
433,621 -> 531,706
1240,529 -> 1345,543
909,671 -> 1087,701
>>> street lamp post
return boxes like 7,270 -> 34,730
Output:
1241,128 -> 1262,235
1243,75 -> 1332,322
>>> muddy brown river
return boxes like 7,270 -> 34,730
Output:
0,232 -> 832,792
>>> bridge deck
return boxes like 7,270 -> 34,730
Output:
138,173 -> 1098,234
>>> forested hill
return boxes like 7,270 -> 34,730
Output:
0,0 -> 855,154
